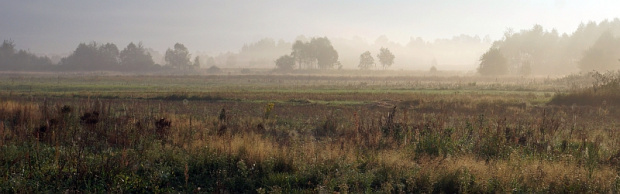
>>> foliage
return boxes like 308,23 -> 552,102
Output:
484,19 -> 620,75
0,40 -> 53,71
358,51 -> 374,70
377,47 -> 395,69
290,37 -> 339,70
192,56 -> 200,68
477,48 -> 508,76
578,31 -> 620,72
274,55 -> 295,71
60,42 -> 120,70
165,43 -> 191,69
119,42 -> 156,70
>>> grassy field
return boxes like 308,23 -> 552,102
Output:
1,72 -> 619,193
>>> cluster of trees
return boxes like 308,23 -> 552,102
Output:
358,47 -> 395,70
164,43 -> 201,70
59,42 -> 158,71
0,40 -> 53,71
478,19 -> 620,76
0,40 -> 207,72
275,37 -> 340,71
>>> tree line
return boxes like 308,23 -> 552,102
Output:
0,40 -> 204,72
275,37 -> 397,71
478,18 -> 620,76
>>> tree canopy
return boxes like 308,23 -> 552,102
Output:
477,48 -> 508,76
578,31 -> 620,72
484,19 -> 620,75
289,37 -> 339,70
377,47 -> 395,69
165,43 -> 191,69
0,40 -> 53,71
60,42 -> 119,71
120,42 -> 156,70
358,51 -> 375,70
275,55 -> 295,71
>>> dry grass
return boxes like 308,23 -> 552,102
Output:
1,74 -> 619,192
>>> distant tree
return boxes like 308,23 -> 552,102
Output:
99,43 -> 120,66
0,40 -> 16,60
193,56 -> 200,69
60,42 -> 119,71
291,40 -> 309,69
275,55 -> 295,71
310,37 -> 339,69
477,48 -> 508,76
164,43 -> 191,69
206,56 -> 217,67
430,66 -> 437,73
289,37 -> 339,70
578,31 -> 620,72
0,40 -> 52,71
120,42 -> 155,70
61,43 -> 98,70
359,51 -> 375,70
0,40 -> 17,69
377,47 -> 395,69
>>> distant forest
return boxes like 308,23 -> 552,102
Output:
3,19 -> 620,75
0,41 -> 167,72
478,19 -> 620,76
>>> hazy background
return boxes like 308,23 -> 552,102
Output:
1,0 -> 619,71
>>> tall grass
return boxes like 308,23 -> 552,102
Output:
0,90 -> 618,192
0,72 -> 617,192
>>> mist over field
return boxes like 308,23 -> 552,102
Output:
4,1 -> 620,193
2,1 -> 620,75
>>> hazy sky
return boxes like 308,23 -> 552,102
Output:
1,0 -> 618,55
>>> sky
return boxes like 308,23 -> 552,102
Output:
1,0 -> 619,55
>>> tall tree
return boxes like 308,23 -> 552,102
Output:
477,48 -> 508,76
120,42 -> 155,70
291,40 -> 308,69
193,56 -> 201,69
359,51 -> 375,70
0,40 -> 15,60
377,47 -> 395,69
165,43 -> 191,69
310,37 -> 339,69
99,43 -> 120,67
290,37 -> 339,70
